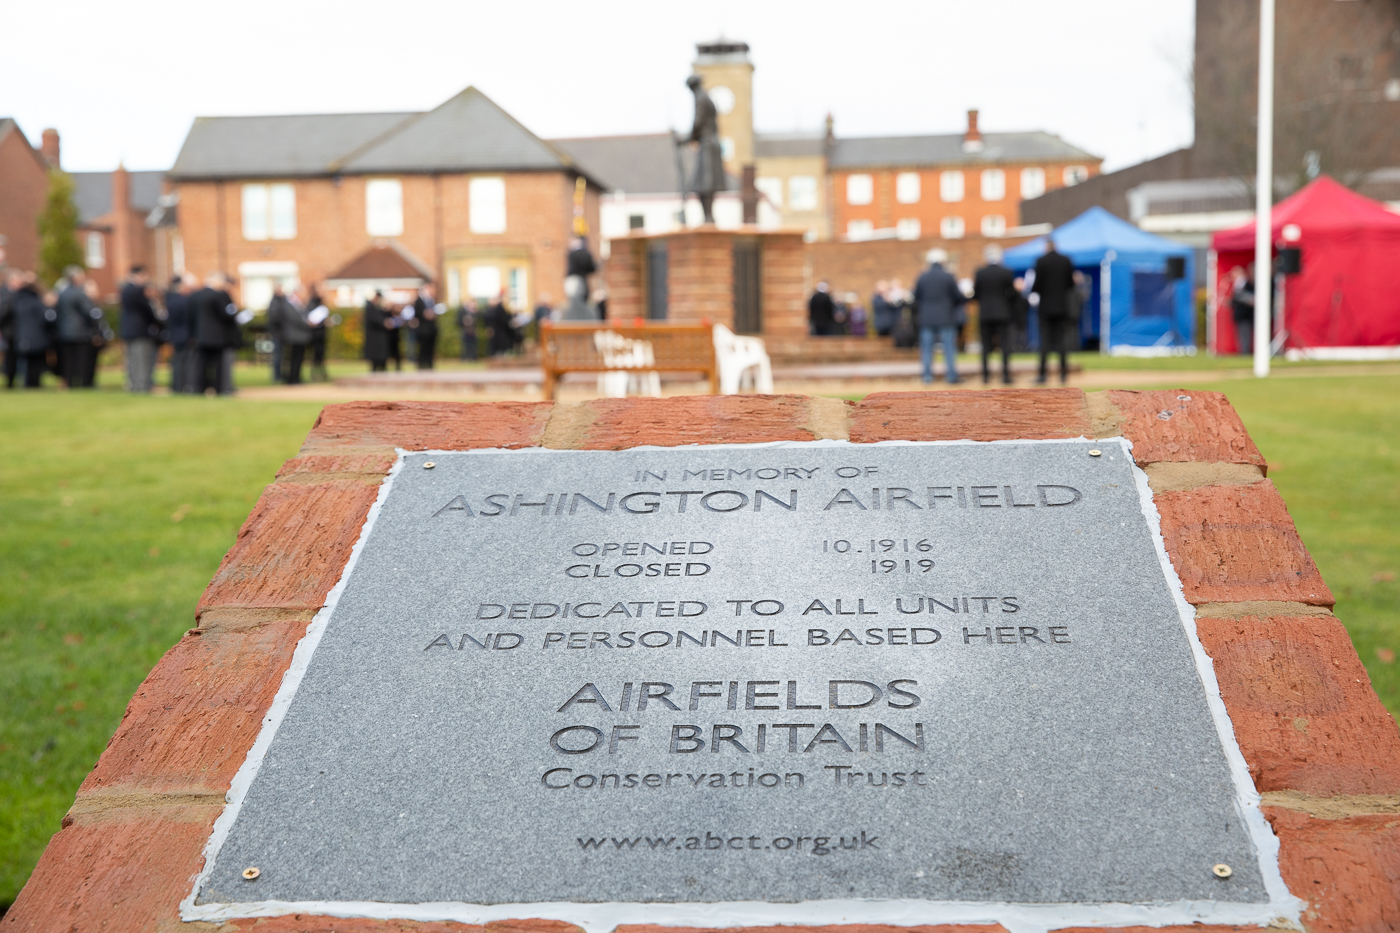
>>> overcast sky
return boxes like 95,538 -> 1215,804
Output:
2,0 -> 1194,174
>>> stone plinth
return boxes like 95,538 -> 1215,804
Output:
7,392 -> 1400,933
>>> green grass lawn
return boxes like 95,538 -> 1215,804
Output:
1,370 -> 1397,909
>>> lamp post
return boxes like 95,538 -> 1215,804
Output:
1254,0 -> 1275,377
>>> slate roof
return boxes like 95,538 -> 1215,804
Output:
170,88 -> 600,185
70,171 -> 164,226
754,131 -> 827,159
550,134 -> 736,195
831,131 -> 1098,169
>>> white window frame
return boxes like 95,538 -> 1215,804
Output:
241,183 -> 269,241
788,175 -> 818,212
1063,165 -> 1089,186
895,218 -> 921,240
755,176 -> 783,209
846,219 -> 874,240
981,214 -> 1007,237
467,265 -> 502,301
469,177 -> 507,234
846,173 -> 874,206
940,170 -> 965,203
269,183 -> 296,239
940,216 -> 965,239
85,231 -> 105,268
1021,167 -> 1046,199
365,178 -> 404,237
981,169 -> 1006,201
896,172 -> 921,204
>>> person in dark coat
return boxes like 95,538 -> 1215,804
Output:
265,284 -> 293,383
306,286 -> 330,382
1031,239 -> 1076,384
1230,264 -> 1257,356
193,273 -> 238,394
279,286 -> 313,384
565,239 -> 597,306
411,283 -> 440,370
0,270 -> 19,389
485,292 -> 519,356
119,266 -> 160,392
456,300 -> 478,360
871,281 -> 897,337
808,282 -> 836,336
363,292 -> 391,372
9,274 -> 54,387
57,267 -> 104,388
972,246 -> 1020,385
164,275 -> 198,393
913,249 -> 967,384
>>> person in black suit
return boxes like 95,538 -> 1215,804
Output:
973,245 -> 1020,385
193,273 -> 239,394
164,275 -> 198,393
808,282 -> 836,336
1031,239 -> 1076,385
363,292 -> 391,372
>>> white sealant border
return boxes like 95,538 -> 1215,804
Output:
180,436 -> 1303,932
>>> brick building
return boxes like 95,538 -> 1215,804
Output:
71,163 -> 168,300
168,87 -> 602,310
0,120 -> 54,275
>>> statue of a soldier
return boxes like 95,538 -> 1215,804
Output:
684,74 -> 725,225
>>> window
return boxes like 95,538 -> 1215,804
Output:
896,172 -> 921,204
1021,167 -> 1046,199
467,265 -> 502,301
981,214 -> 1006,237
365,179 -> 404,236
628,214 -> 645,230
755,176 -> 783,208
896,218 -> 921,240
788,175 -> 818,212
269,184 -> 296,239
241,184 -> 268,240
242,183 -> 296,240
1063,165 -> 1089,187
85,231 -> 105,268
720,137 -> 735,162
846,219 -> 874,240
940,216 -> 965,239
447,268 -> 461,306
469,177 -> 506,234
981,169 -> 1005,201
940,170 -> 964,202
508,267 -> 528,309
846,173 -> 873,206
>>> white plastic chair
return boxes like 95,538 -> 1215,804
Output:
713,323 -> 774,394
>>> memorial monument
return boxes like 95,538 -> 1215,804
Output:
9,390 -> 1400,932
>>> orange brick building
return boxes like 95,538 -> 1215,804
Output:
0,120 -> 54,275
831,110 -> 1101,243
168,87 -> 602,311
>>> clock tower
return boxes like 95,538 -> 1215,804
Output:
692,39 -> 754,174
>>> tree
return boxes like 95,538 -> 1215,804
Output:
37,169 -> 83,287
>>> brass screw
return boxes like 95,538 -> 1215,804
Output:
1212,863 -> 1232,879
242,867 -> 261,880
1088,449 -> 1102,457
423,461 -> 436,470
1177,395 -> 1192,401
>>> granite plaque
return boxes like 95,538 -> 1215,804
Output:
186,440 -> 1297,929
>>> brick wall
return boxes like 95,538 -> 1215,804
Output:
175,171 -> 599,307
831,161 -> 1100,242
0,128 -> 49,274
7,391 -> 1399,933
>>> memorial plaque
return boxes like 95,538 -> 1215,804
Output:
187,440 -> 1291,927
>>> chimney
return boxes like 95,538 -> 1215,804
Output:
962,109 -> 983,153
112,165 -> 134,277
824,112 -> 835,143
40,129 -> 60,168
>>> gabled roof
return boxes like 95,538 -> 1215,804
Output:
70,171 -> 165,225
169,88 -> 599,185
0,118 -> 52,174
831,131 -> 1098,169
325,241 -> 435,283
550,134 -> 736,195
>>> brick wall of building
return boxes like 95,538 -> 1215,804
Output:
0,128 -> 49,275
174,171 -> 599,307
8,391 -> 1399,932
831,161 -> 1099,242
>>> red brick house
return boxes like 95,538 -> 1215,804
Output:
0,120 -> 53,275
167,87 -> 603,311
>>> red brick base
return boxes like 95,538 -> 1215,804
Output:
7,391 -> 1398,933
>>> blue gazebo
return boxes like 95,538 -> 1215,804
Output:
1003,207 -> 1195,353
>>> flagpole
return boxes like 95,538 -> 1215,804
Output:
1254,0 -> 1275,377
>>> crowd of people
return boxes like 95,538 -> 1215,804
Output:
807,240 -> 1086,386
0,267 -> 110,389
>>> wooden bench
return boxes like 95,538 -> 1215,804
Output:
540,320 -> 718,399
